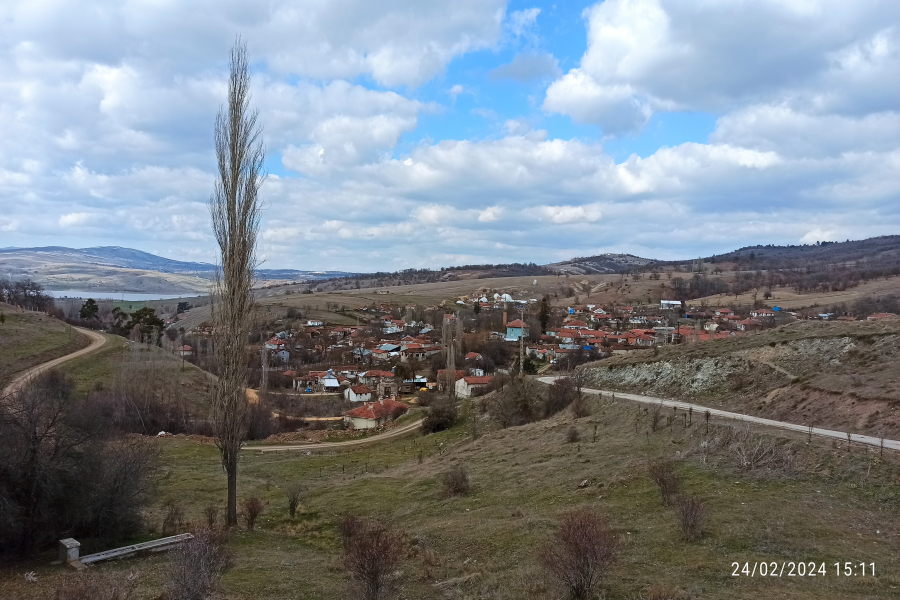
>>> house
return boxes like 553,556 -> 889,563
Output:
735,318 -> 761,331
455,375 -> 494,398
750,308 -> 776,318
342,398 -> 409,430
306,319 -> 323,327
264,337 -> 287,350
465,352 -> 483,361
177,345 -> 193,357
344,384 -> 373,403
436,369 -> 465,391
505,319 -> 529,341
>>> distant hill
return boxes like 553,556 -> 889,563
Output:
547,253 -> 654,275
0,246 -> 354,294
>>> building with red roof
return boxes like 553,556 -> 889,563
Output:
342,398 -> 409,429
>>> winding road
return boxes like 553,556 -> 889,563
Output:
537,376 -> 900,452
245,416 -> 424,452
2,326 -> 108,397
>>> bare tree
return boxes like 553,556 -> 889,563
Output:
209,37 -> 266,528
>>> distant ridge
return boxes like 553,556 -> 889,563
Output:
0,246 -> 355,285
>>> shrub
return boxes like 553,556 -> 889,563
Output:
202,505 -> 218,529
647,459 -> 681,506
162,501 -> 186,536
545,378 -> 577,417
287,484 -> 303,519
164,528 -> 232,600
566,425 -> 580,443
570,392 -> 591,418
441,465 -> 471,497
340,517 -> 404,600
539,507 -> 619,600
420,397 -> 457,434
676,495 -> 707,541
241,496 -> 265,531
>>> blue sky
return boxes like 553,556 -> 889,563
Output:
0,0 -> 898,270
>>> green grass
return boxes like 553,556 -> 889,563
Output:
0,307 -> 90,389
4,390 -> 899,599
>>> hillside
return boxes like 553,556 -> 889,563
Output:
582,319 -> 900,438
0,303 -> 90,390
3,388 -> 899,599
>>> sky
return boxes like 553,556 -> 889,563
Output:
0,0 -> 898,271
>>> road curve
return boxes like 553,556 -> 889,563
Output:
2,327 -> 108,396
245,416 -> 423,452
537,376 -> 900,452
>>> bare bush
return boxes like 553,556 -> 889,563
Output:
162,501 -> 186,536
647,459 -> 681,506
566,425 -> 580,443
241,496 -> 265,531
164,528 -> 232,600
420,396 -> 457,434
539,507 -> 620,600
728,426 -> 781,470
54,570 -> 139,600
202,505 -> 218,529
440,465 -> 471,497
676,495 -> 707,541
340,516 -> 404,600
545,378 -> 577,416
287,484 -> 302,519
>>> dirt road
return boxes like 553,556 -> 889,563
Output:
245,417 -> 423,452
537,376 -> 900,451
2,327 -> 108,396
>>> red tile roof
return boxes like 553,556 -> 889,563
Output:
343,399 -> 409,420
506,319 -> 526,328
462,376 -> 493,385
349,385 -> 372,395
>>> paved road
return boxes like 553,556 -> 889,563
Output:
537,376 -> 900,452
2,327 -> 108,396
245,416 -> 423,452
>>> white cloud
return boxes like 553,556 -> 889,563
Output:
800,228 -> 835,244
544,0 -> 900,134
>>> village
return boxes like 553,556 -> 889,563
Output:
167,288 -> 827,432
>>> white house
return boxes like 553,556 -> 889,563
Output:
344,384 -> 373,403
455,375 -> 494,398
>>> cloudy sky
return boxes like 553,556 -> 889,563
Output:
1,0 -> 898,271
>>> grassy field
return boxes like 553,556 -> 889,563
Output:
0,304 -> 90,390
3,390 -> 898,599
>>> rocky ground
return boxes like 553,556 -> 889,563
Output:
583,320 -> 900,438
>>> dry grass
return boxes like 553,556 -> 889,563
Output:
4,386 -> 900,599
0,306 -> 90,389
